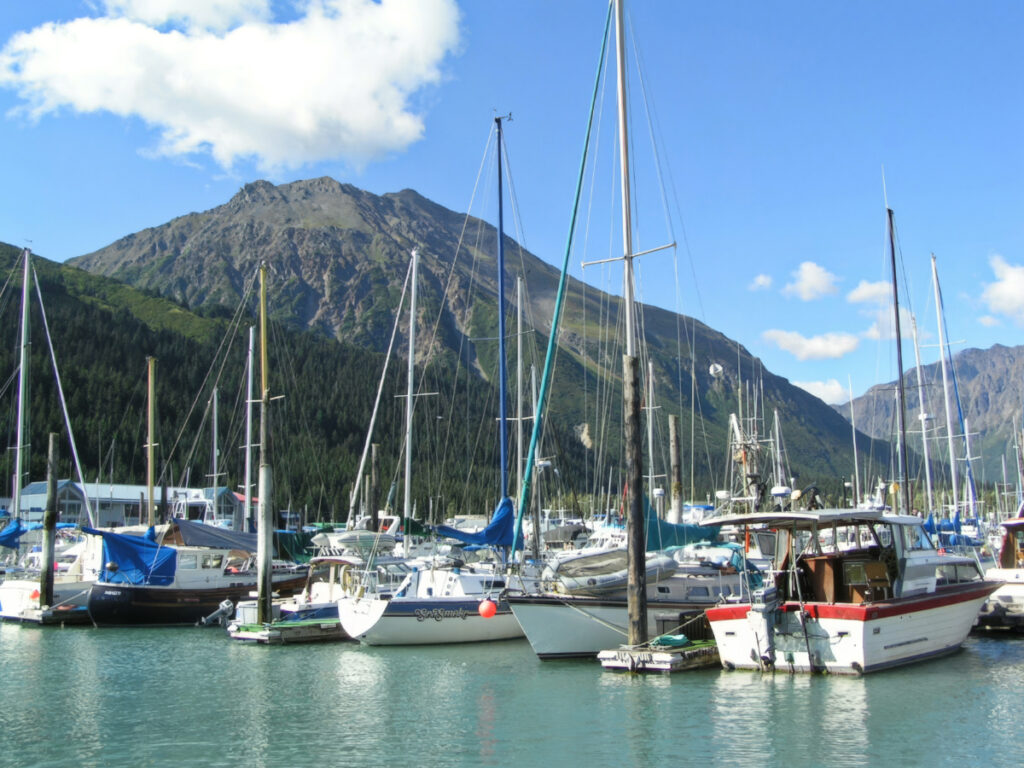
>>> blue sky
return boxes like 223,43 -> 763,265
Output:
1,1 -> 1022,405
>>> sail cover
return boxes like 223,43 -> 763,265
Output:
83,526 -> 177,586
173,518 -> 259,552
645,498 -> 716,550
434,497 -> 522,548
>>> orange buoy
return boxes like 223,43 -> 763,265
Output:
478,599 -> 497,619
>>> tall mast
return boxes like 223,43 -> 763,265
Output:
615,0 -> 636,357
887,208 -> 913,516
243,325 -> 254,531
614,0 -> 647,646
146,356 -> 156,526
495,116 -> 510,499
256,262 -> 274,624
516,276 -> 524,504
931,254 -> 959,518
404,249 -> 419,530
910,315 -> 934,512
12,248 -> 31,522
848,374 -> 861,505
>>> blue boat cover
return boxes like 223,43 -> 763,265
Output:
82,526 -> 177,586
434,497 -> 522,548
0,519 -> 77,549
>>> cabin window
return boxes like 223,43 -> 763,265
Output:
688,586 -> 710,598
179,554 -> 198,569
901,525 -> 934,552
201,554 -> 223,569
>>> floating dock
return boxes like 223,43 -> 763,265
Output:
227,618 -> 350,645
598,639 -> 719,673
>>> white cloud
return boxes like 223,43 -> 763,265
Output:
0,0 -> 461,172
761,329 -> 859,360
982,255 -> 1024,324
103,0 -> 271,33
749,273 -> 772,291
847,279 -> 890,305
863,305 -> 914,341
978,315 -> 1000,327
794,378 -> 849,405
782,261 -> 839,301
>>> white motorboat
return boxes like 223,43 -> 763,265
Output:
703,508 -> 1001,675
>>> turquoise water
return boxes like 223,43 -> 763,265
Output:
1,622 -> 1021,768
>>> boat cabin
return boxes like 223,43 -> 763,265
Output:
703,509 -> 983,605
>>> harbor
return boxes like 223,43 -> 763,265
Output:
2,621 -> 1021,767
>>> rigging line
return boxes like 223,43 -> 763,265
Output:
162,268 -> 258,487
421,124 -> 495,503
31,267 -> 96,526
513,0 -> 613,550
346,256 -> 413,523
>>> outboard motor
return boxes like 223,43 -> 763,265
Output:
747,585 -> 780,670
198,599 -> 235,627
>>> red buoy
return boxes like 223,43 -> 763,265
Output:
478,599 -> 497,619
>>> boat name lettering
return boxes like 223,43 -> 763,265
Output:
414,607 -> 468,622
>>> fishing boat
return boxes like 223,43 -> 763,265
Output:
702,508 -> 999,674
976,516 -> 1024,631
702,204 -> 1001,675
84,519 -> 306,626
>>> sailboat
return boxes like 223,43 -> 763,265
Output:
507,1 -> 729,663
338,120 -> 541,645
702,207 -> 1001,674
0,248 -> 103,625
85,264 -> 306,626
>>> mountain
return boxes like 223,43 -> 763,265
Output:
837,343 -> 1024,495
0,242 -> 512,522
65,177 -> 888,505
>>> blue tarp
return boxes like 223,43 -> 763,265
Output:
434,497 -> 523,549
0,519 -> 77,549
82,526 -> 177,586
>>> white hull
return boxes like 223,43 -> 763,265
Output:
0,577 -> 93,621
706,583 -> 996,674
338,595 -> 522,645
508,595 -> 707,658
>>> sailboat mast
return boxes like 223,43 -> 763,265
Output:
495,116 -> 510,499
931,254 -> 959,518
615,0 -> 636,357
516,276 -> 524,505
614,0 -> 647,646
244,325 -> 254,531
404,249 -> 419,529
887,208 -> 913,516
12,248 -> 31,522
147,356 -> 156,526
848,374 -> 861,505
256,262 -> 274,624
910,315 -> 934,512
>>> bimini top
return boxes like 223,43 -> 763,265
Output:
699,508 -> 889,530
